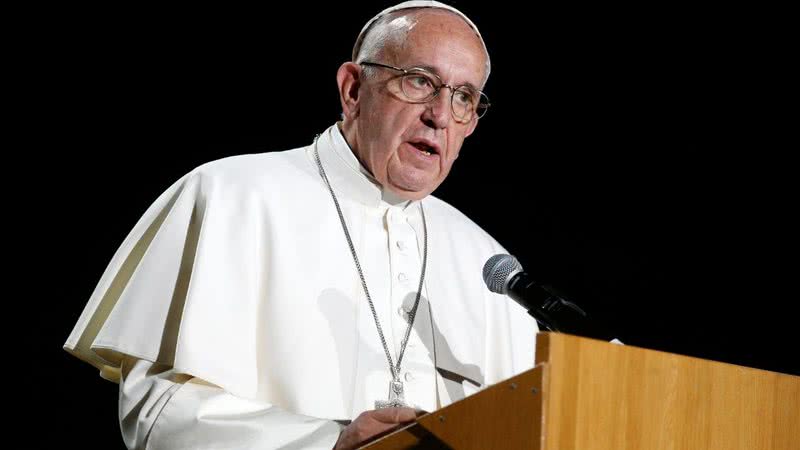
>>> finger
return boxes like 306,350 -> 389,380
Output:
335,414 -> 410,450
370,407 -> 418,424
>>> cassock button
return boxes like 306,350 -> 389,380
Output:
398,273 -> 408,282
396,240 -> 406,251
389,208 -> 405,223
404,372 -> 414,382
397,306 -> 409,319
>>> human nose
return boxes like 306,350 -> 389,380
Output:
421,87 -> 452,129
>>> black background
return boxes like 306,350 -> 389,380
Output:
21,1 -> 794,447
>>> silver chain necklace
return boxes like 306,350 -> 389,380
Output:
313,135 -> 428,409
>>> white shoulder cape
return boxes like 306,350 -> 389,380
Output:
64,126 -> 537,419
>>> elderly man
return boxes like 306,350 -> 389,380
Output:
64,1 -> 538,449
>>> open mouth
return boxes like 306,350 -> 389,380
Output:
409,141 -> 439,156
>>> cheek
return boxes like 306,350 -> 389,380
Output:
380,116 -> 414,153
446,135 -> 467,161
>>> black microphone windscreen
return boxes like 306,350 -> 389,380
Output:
483,254 -> 523,294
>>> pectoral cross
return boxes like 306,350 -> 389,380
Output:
375,379 -> 408,409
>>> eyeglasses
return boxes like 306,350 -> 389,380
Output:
360,61 -> 490,122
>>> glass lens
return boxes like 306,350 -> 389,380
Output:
452,86 -> 479,120
475,92 -> 490,118
400,71 -> 438,101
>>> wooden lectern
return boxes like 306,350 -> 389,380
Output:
362,332 -> 799,449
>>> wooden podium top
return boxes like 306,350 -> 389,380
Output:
536,333 -> 799,450
362,333 -> 799,449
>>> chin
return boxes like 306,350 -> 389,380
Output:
384,184 -> 427,201
386,174 -> 436,199
406,191 -> 430,201
407,184 -> 440,200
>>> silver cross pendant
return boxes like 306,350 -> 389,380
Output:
375,379 -> 408,409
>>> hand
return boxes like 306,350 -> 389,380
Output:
333,407 -> 419,450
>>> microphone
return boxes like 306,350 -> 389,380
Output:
483,254 -> 614,341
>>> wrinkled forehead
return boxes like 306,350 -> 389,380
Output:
352,1 -> 490,76
393,16 -> 487,88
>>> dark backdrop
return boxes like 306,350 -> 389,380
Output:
31,1 -> 794,447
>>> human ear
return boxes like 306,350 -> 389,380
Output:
337,62 -> 362,119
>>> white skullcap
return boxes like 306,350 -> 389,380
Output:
351,1 -> 491,78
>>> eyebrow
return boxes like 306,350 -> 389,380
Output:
411,64 -> 481,92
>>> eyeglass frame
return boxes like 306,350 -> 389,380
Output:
359,61 -> 491,121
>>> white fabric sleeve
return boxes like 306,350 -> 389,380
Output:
118,357 -> 345,450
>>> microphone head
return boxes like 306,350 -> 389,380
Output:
483,254 -> 523,295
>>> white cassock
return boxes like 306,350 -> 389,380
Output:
64,123 -> 539,449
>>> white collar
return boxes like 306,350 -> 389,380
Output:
315,123 -> 420,212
